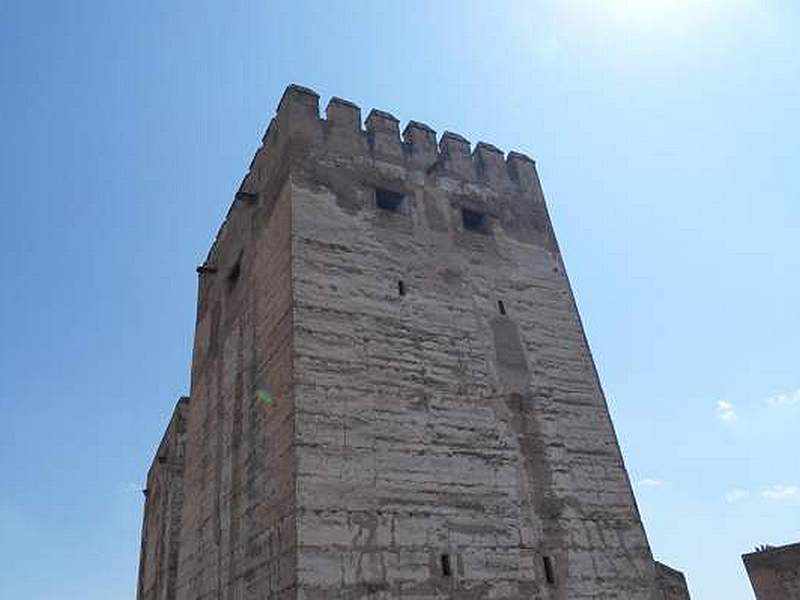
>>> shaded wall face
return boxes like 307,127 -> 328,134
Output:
745,549 -> 800,600
137,406 -> 187,600
174,181 -> 298,600
655,562 -> 691,600
290,150 -> 658,599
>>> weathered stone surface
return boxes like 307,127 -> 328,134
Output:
137,397 -> 189,600
654,561 -> 691,599
743,542 -> 800,599
136,84 -> 676,599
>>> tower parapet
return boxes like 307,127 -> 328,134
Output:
365,109 -> 403,160
206,84 -> 552,272
403,120 -> 437,168
325,97 -> 364,151
252,83 -> 541,194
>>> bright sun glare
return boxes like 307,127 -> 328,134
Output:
554,0 -> 740,35
608,0 -> 696,24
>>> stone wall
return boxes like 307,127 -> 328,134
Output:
744,543 -> 800,599
136,84 -> 675,599
174,169 -> 298,599
137,397 -> 189,600
279,85 -> 660,599
655,561 -> 691,600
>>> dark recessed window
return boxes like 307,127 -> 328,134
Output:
498,300 -> 506,315
227,257 -> 241,293
462,208 -> 486,232
543,556 -> 556,585
441,554 -> 452,577
376,188 -> 404,212
398,280 -> 406,296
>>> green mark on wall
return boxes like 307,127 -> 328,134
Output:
254,389 -> 273,406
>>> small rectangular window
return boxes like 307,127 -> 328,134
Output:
441,554 -> 452,577
462,208 -> 486,232
376,188 -> 404,212
498,300 -> 506,315
398,280 -> 406,296
543,556 -> 556,585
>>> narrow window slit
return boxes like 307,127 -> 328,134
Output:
398,280 -> 406,297
441,554 -> 452,577
376,188 -> 404,212
543,556 -> 556,585
498,300 -> 506,315
226,255 -> 242,293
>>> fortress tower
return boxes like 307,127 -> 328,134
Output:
137,85 -> 686,599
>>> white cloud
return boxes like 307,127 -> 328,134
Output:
638,478 -> 664,488
761,485 -> 800,501
725,489 -> 750,503
122,482 -> 144,494
716,400 -> 737,422
767,389 -> 800,407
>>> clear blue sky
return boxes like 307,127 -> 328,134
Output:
1,1 -> 797,598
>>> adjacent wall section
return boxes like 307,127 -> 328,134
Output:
138,397 -> 189,600
744,543 -> 800,600
655,561 -> 691,600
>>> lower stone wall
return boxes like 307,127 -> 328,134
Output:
137,397 -> 189,600
655,561 -> 691,600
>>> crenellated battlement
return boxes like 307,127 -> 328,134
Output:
250,83 -> 539,191
203,83 -> 551,273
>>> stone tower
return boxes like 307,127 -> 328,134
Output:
137,84 -> 679,599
